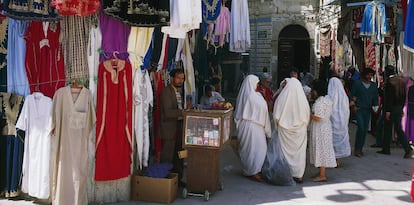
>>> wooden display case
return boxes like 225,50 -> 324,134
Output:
182,108 -> 233,150
181,108 -> 233,200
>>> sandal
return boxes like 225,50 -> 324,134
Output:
293,177 -> 303,183
249,174 -> 265,183
312,176 -> 327,182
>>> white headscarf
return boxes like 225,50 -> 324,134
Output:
328,77 -> 350,138
273,78 -> 310,129
234,75 -> 271,137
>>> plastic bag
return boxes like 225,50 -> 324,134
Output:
261,129 -> 296,186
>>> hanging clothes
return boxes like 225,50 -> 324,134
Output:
24,21 -> 65,98
61,15 -> 93,84
3,0 -> 59,21
87,16 -> 102,105
7,19 -> 30,97
16,92 -> 52,199
214,4 -> 230,47
128,27 -> 154,70
365,38 -> 376,70
51,86 -> 95,205
133,69 -> 153,170
95,60 -> 133,181
229,0 -> 250,53
102,0 -> 170,27
0,17 -> 8,93
99,10 -> 131,62
0,92 -> 24,198
404,0 -> 414,52
179,36 -> 196,105
202,0 -> 222,46
320,25 -> 331,57
161,0 -> 201,39
360,1 -> 389,44
51,0 -> 100,16
152,71 -> 165,162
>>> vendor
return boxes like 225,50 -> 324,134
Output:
200,85 -> 225,105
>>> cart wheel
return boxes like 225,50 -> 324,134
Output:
182,188 -> 188,199
204,190 -> 210,201
219,181 -> 224,190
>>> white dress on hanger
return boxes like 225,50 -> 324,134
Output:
16,92 -> 52,199
133,69 -> 153,169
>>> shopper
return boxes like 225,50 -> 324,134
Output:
327,77 -> 351,165
349,68 -> 378,157
273,77 -> 310,183
377,65 -> 414,158
309,80 -> 336,182
234,75 -> 271,182
256,72 -> 274,111
159,68 -> 191,187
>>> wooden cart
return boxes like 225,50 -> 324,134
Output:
181,108 -> 233,201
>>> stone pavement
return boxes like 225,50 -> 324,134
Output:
1,123 -> 413,205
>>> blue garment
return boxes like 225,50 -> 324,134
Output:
201,0 -> 222,38
7,19 -> 30,97
144,163 -> 173,178
404,0 -> 414,52
360,2 -> 389,44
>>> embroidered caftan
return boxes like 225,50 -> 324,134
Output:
95,60 -> 133,181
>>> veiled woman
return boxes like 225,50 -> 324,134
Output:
235,75 -> 271,182
273,77 -> 310,183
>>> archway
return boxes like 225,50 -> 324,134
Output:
277,25 -> 310,85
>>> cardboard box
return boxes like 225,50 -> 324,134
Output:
131,173 -> 178,204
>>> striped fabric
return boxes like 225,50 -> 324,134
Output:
61,15 -> 93,85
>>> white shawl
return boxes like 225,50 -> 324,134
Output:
235,75 -> 271,138
328,77 -> 351,158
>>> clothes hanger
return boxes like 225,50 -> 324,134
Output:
111,51 -> 119,69
70,79 -> 83,94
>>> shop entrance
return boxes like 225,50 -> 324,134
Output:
277,25 -> 310,85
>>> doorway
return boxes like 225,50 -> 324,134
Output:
277,25 -> 310,85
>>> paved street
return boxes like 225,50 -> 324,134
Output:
1,122 -> 412,205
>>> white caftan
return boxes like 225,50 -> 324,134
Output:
51,86 -> 96,205
133,69 -> 153,169
16,92 -> 52,199
309,96 -> 337,168
235,75 -> 271,176
273,78 -> 310,178
328,77 -> 351,158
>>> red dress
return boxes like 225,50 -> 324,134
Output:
51,0 -> 100,16
24,21 -> 65,98
95,60 -> 133,181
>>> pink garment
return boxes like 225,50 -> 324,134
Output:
214,5 -> 230,47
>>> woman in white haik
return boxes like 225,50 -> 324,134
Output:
273,77 -> 310,183
328,77 -> 351,167
234,75 -> 271,182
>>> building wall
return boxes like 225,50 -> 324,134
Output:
248,0 -> 320,80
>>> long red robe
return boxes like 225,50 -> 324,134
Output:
95,59 -> 132,181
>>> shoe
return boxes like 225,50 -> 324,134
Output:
404,151 -> 414,159
312,176 -> 327,182
370,144 -> 382,148
249,174 -> 265,183
376,150 -> 391,155
178,181 -> 187,187
293,177 -> 303,184
354,149 -> 363,157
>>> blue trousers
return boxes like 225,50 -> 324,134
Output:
355,108 -> 372,150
